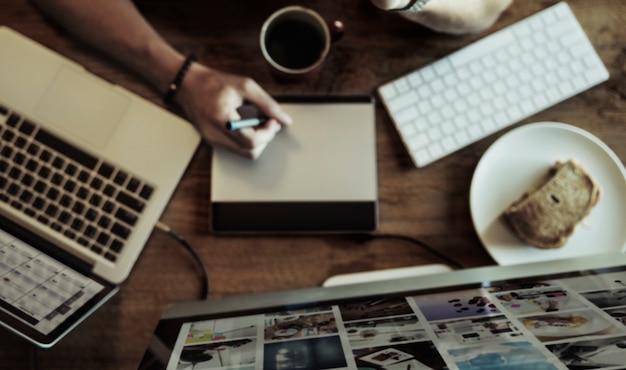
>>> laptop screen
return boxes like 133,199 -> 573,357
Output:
0,214 -> 117,348
139,253 -> 626,369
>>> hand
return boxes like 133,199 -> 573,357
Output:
176,62 -> 293,159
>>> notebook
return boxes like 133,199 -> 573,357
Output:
0,27 -> 201,347
140,252 -> 626,370
211,96 -> 378,233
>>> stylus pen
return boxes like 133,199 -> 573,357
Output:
226,117 -> 268,130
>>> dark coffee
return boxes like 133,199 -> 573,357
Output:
265,20 -> 325,69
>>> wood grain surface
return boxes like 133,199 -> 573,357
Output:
0,0 -> 624,368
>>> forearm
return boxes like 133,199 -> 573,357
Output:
31,0 -> 184,94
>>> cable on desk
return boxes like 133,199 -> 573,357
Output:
155,221 -> 210,299
348,233 -> 465,270
32,345 -> 40,370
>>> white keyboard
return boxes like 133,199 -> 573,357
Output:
378,2 -> 609,168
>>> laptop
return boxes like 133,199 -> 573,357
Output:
211,96 -> 378,233
0,27 -> 201,347
139,252 -> 626,369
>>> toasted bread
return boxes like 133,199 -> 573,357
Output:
501,159 -> 601,249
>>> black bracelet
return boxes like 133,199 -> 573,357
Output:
163,53 -> 197,105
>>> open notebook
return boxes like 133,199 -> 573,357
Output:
140,253 -> 626,369
0,27 -> 200,347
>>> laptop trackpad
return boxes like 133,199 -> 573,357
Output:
35,65 -> 130,150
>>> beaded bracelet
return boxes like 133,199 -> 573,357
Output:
163,53 -> 197,105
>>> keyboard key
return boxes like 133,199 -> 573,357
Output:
116,191 -> 145,213
126,177 -> 140,193
6,113 -> 20,127
35,128 -> 98,169
111,222 -> 130,240
19,120 -> 35,135
115,208 -> 138,226
98,162 -> 114,179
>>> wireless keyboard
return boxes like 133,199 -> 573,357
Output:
378,2 -> 609,168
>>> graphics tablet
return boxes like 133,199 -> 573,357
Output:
210,96 -> 378,233
139,252 -> 626,369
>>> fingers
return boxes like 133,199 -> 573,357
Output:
177,64 -> 290,159
221,77 -> 290,155
228,118 -> 282,151
238,78 -> 293,126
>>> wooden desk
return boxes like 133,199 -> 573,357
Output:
1,0 -> 624,368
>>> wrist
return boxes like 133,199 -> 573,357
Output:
162,53 -> 197,106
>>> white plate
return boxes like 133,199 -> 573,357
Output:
470,122 -> 626,265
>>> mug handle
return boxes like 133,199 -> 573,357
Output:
328,20 -> 345,42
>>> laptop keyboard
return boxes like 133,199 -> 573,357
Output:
0,102 -> 154,264
378,2 -> 609,167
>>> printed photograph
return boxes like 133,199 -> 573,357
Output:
263,336 -> 347,370
266,306 -> 333,318
495,287 -> 586,316
547,335 -> 626,369
178,338 -> 256,369
581,288 -> 626,309
265,312 -> 337,341
448,341 -> 559,370
431,315 -> 524,346
604,307 -> 626,327
411,289 -> 499,322
345,315 -> 425,349
353,341 -> 448,369
486,281 -> 553,293
520,309 -> 622,342
555,272 -> 626,293
339,297 -> 414,322
185,316 -> 259,345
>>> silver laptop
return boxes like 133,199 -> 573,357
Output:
0,27 -> 201,347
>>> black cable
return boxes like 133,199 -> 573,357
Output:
348,233 -> 465,270
156,222 -> 210,299
32,345 -> 40,370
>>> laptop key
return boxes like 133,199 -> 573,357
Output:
35,128 -> 98,169
127,177 -> 140,192
104,252 -> 117,262
18,119 -> 35,135
115,208 -> 137,226
116,191 -> 144,213
139,185 -> 154,200
111,222 -> 130,239
98,162 -> 114,179
6,113 -> 20,127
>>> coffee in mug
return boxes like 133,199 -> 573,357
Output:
260,6 -> 343,81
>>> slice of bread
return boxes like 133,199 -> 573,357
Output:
501,159 -> 601,249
